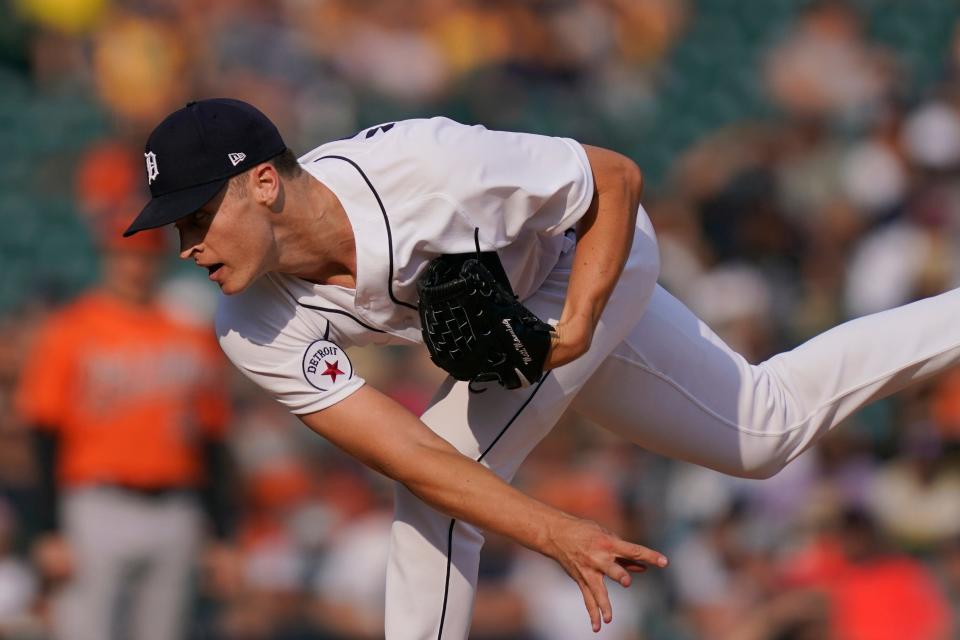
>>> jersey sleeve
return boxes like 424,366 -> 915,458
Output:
214,283 -> 365,416
15,315 -> 76,431
396,117 -> 595,246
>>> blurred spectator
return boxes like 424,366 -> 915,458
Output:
807,428 -> 880,517
843,218 -> 946,317
784,508 -> 952,640
670,502 -> 795,639
331,2 -> 449,104
91,12 -> 188,126
929,367 -> 960,440
16,0 -> 109,36
13,216 -> 234,640
901,101 -> 960,172
840,132 -> 907,218
866,423 -> 960,553
74,141 -> 143,224
939,536 -> 960,624
764,0 -> 894,123
609,0 -> 689,67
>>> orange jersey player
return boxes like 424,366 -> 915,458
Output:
15,223 -> 232,640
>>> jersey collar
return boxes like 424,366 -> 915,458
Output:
300,155 -> 420,340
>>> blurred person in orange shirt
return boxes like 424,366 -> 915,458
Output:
14,217 -> 234,640
783,507 -> 952,640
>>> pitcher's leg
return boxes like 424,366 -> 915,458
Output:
574,286 -> 960,479
385,376 -> 569,640
389,480 -> 486,640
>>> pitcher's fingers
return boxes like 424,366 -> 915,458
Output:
616,558 -> 648,573
613,539 -> 667,568
578,581 -> 601,632
605,561 -> 632,588
589,574 -> 614,625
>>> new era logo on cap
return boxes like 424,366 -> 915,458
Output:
228,152 -> 246,166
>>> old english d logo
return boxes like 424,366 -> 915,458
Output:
144,151 -> 159,184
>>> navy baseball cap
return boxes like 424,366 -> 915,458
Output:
124,98 -> 287,237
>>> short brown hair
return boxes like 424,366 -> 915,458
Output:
269,148 -> 302,178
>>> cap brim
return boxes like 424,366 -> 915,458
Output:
124,179 -> 228,237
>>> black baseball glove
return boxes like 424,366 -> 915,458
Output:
417,250 -> 554,390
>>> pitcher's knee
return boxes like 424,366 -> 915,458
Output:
726,441 -> 794,479
728,365 -> 807,479
735,456 -> 789,480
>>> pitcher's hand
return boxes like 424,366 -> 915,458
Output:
545,514 -> 667,632
32,533 -> 73,583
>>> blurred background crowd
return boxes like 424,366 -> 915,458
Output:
2,0 -> 960,638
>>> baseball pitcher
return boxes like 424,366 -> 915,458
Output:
125,99 -> 960,638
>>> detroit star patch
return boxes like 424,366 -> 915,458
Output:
302,340 -> 354,391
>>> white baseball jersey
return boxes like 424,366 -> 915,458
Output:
215,117 -> 594,415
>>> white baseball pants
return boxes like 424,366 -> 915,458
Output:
385,206 -> 960,639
